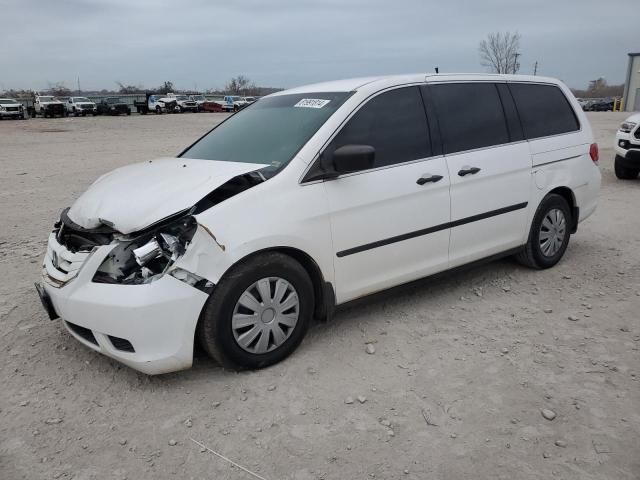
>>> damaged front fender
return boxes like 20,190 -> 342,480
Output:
172,225 -> 228,287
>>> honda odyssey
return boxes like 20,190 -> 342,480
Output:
36,74 -> 601,374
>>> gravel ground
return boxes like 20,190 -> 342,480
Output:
0,112 -> 638,480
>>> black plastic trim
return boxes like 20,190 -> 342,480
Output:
336,202 -> 528,258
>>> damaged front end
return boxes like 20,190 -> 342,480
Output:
92,214 -> 214,293
48,208 -> 214,293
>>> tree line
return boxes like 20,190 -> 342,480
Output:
1,76 -> 282,98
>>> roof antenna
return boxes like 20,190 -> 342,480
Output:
435,67 -> 439,74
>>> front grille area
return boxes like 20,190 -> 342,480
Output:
43,233 -> 91,287
6,106 -> 20,111
108,336 -> 135,353
66,321 -> 98,345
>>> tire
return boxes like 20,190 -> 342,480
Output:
614,155 -> 639,179
198,252 -> 314,370
156,106 -> 161,114
516,193 -> 572,269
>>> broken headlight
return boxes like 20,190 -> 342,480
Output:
93,215 -> 197,285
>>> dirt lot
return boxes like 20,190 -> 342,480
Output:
0,112 -> 638,480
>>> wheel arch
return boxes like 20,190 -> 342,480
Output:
547,186 -> 578,233
209,246 -> 335,322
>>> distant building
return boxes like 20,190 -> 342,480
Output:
623,52 -> 640,112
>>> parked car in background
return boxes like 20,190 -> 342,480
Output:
614,114 -> 640,179
200,98 -> 225,112
576,98 -> 589,109
134,93 -> 176,114
243,96 -> 256,105
0,98 -> 26,119
189,94 -> 207,111
36,73 -> 600,374
65,97 -> 97,116
29,94 -> 65,118
97,97 -> 131,116
166,93 -> 198,113
223,95 -> 248,112
583,98 -> 614,112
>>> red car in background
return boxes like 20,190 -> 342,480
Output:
201,98 -> 225,112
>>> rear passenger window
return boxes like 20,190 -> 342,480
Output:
508,83 -> 579,139
326,86 -> 431,168
430,83 -> 510,154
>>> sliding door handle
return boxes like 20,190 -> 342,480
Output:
458,166 -> 481,176
416,174 -> 443,185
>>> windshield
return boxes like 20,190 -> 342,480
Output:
74,97 -> 91,102
192,95 -> 205,101
175,95 -> 189,100
181,92 -> 352,170
0,98 -> 19,104
106,98 -> 121,104
39,96 -> 55,102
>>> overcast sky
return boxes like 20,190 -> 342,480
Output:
1,0 -> 637,92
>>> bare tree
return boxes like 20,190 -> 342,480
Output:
225,75 -> 255,95
47,81 -> 72,97
157,81 -> 175,94
116,82 -> 145,94
479,32 -> 521,74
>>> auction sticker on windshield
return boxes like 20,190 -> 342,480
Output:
294,98 -> 331,108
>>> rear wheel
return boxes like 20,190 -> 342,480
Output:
198,252 -> 314,370
614,155 -> 639,179
516,193 -> 572,269
156,106 -> 161,114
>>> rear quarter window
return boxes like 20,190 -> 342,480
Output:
508,83 -> 580,139
429,83 -> 510,154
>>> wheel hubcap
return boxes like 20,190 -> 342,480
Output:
231,277 -> 299,354
539,208 -> 566,257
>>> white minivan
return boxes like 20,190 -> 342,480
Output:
37,74 -> 601,374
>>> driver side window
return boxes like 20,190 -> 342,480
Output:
325,86 -> 432,169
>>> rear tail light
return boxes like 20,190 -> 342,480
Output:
589,143 -> 599,164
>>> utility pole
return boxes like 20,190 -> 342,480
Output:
533,61 -> 538,76
77,76 -> 81,94
513,53 -> 521,74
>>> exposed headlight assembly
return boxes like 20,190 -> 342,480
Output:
93,215 -> 198,285
619,122 -> 637,133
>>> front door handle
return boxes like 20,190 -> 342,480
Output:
416,174 -> 443,185
458,166 -> 481,176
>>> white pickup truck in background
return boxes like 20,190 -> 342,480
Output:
166,93 -> 199,113
29,94 -> 66,118
0,98 -> 26,120
65,97 -> 97,116
134,93 -> 177,114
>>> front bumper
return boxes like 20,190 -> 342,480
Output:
0,109 -> 24,118
39,239 -> 209,374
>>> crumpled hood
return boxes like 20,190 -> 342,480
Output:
67,157 -> 264,234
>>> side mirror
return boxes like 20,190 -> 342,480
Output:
322,144 -> 375,178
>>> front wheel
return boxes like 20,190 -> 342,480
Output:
516,194 -> 572,269
198,252 -> 314,370
614,155 -> 639,179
